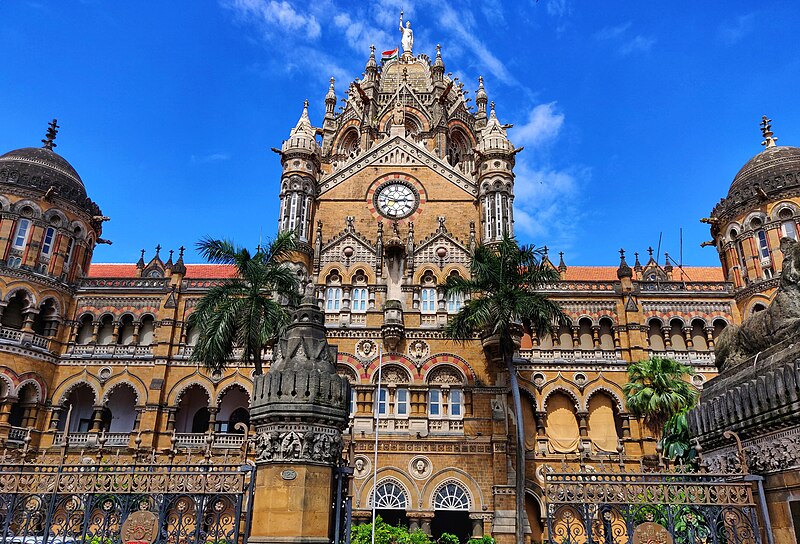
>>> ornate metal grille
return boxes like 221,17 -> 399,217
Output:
544,462 -> 762,544
0,453 -> 255,544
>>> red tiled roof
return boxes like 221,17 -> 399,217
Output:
562,266 -> 724,282
87,263 -> 724,282
87,263 -> 237,279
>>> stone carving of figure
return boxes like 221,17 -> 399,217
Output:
393,101 -> 404,126
415,459 -> 427,475
716,237 -> 800,369
399,12 -> 413,54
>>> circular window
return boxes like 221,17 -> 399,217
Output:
373,180 -> 419,219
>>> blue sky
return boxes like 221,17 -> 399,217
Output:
2,1 -> 799,267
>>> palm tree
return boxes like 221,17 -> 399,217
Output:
622,356 -> 699,443
443,234 -> 567,544
188,231 -> 300,376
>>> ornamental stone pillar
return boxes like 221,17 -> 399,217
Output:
249,289 -> 350,544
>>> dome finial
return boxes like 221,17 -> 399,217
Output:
42,119 -> 59,150
761,115 -> 778,148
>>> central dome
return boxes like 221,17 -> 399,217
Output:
0,146 -> 90,207
727,144 -> 800,199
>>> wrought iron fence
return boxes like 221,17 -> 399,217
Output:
543,459 -> 762,544
0,449 -> 255,544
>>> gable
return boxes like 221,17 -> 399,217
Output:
318,136 -> 477,197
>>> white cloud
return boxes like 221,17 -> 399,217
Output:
620,35 -> 656,55
191,152 -> 231,164
508,103 -> 588,250
594,22 -> 631,41
438,1 -> 516,86
546,0 -> 571,18
718,13 -> 756,46
512,102 -> 564,148
222,0 -> 321,40
595,21 -> 654,55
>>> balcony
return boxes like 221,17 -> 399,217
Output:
7,426 -> 28,444
67,344 -> 152,358
174,432 -> 245,449
648,350 -> 716,366
0,327 -> 52,352
518,348 -> 623,363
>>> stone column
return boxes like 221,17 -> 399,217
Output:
469,513 -> 485,537
417,513 -> 435,536
208,407 -> 218,433
0,398 -> 14,441
89,406 -> 105,432
620,413 -> 632,439
705,327 -> 715,349
683,327 -> 693,349
249,291 -> 351,544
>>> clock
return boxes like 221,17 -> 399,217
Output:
374,181 -> 418,219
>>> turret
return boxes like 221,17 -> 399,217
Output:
475,76 -> 488,128
278,101 -> 320,244
476,103 -> 516,243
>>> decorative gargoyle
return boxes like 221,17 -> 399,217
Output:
715,237 -> 800,370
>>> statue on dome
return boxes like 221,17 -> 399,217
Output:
399,11 -> 413,55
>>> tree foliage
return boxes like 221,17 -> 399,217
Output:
188,231 -> 299,375
622,356 -> 699,443
443,234 -> 567,544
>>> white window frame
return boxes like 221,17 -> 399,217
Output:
446,292 -> 463,314
288,193 -> 298,231
782,220 -> 797,240
376,387 -> 388,416
428,388 -> 441,417
325,287 -> 341,312
449,388 -> 463,418
756,230 -> 770,261
349,388 -> 356,416
395,388 -> 409,417
12,219 -> 31,249
41,227 -> 55,256
421,287 -> 437,314
352,287 -> 368,312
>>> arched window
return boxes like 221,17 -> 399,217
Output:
105,384 -> 137,433
40,227 -> 56,257
175,384 -> 210,433
648,319 -> 665,351
669,319 -> 686,351
338,128 -> 360,158
545,392 -> 579,453
139,315 -> 155,345
2,291 -> 29,330
326,287 -> 342,311
352,287 -> 368,312
218,385 -> 250,433
371,481 -> 408,509
97,315 -> 114,345
118,314 -> 135,345
712,319 -> 728,343
691,319 -> 708,351
186,325 -> 200,346
446,291 -> 463,314
779,208 -> 797,240
33,298 -> 58,337
76,315 -> 94,344
60,384 -> 96,432
751,303 -> 767,314
598,318 -> 614,350
433,482 -> 470,510
558,325 -> 573,349
587,392 -> 622,453
756,230 -> 770,262
578,318 -> 593,350
12,219 -> 31,249
421,288 -> 437,314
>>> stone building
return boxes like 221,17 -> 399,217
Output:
0,39 -> 782,543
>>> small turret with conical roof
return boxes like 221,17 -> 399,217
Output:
476,102 -> 516,243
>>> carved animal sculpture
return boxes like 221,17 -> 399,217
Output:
715,237 -> 800,370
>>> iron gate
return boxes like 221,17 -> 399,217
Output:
0,452 -> 255,544
544,461 -> 762,544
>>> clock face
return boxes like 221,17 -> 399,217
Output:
375,182 -> 417,219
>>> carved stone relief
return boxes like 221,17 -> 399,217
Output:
254,425 -> 344,465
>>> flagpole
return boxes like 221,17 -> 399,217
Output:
370,344 -> 383,544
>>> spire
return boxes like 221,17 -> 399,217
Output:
165,249 -> 174,269
173,246 -> 187,275
42,119 -> 59,150
617,248 -> 632,279
761,115 -> 778,148
136,249 -> 146,269
325,78 -> 337,114
557,251 -> 567,273
476,76 -> 487,110
366,44 -> 378,71
633,251 -> 642,271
